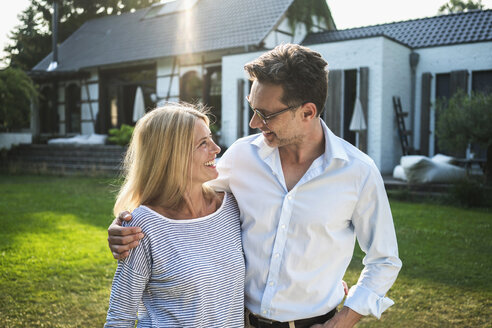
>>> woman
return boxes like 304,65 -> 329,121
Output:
104,103 -> 245,327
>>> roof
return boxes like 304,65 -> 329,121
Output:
303,9 -> 492,49
33,0 -> 294,72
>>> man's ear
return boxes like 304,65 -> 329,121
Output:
301,102 -> 317,120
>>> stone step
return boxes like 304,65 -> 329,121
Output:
8,155 -> 122,165
10,145 -> 125,156
3,144 -> 127,175
6,161 -> 121,175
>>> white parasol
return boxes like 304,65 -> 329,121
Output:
349,70 -> 367,149
132,86 -> 146,122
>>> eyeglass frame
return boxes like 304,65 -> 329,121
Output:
246,97 -> 309,126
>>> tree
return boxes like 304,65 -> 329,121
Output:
4,5 -> 51,71
0,68 -> 38,131
436,90 -> 492,184
286,0 -> 336,34
1,0 -> 161,133
438,0 -> 484,14
3,0 -> 161,70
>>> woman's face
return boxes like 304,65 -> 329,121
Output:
191,119 -> 221,185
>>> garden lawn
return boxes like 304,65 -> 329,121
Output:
347,200 -> 492,327
0,174 -> 118,327
0,174 -> 491,327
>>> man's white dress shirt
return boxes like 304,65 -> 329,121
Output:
209,120 -> 402,321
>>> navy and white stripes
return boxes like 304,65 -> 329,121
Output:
105,193 -> 245,328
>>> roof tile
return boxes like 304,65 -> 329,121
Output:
33,0 -> 294,72
303,9 -> 492,49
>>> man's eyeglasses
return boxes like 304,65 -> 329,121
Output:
247,98 -> 307,126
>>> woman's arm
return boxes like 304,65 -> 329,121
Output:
105,217 -> 151,327
104,262 -> 149,327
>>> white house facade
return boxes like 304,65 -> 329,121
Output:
29,0 -> 332,146
29,2 -> 492,175
300,9 -> 492,173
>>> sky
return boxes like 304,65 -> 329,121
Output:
1,0 -> 491,68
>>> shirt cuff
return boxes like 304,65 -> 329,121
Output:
343,284 -> 394,319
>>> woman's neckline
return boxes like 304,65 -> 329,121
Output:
142,192 -> 226,222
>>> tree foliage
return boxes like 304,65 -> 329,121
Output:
286,0 -> 335,34
0,68 -> 38,131
436,90 -> 492,183
3,0 -> 161,70
438,0 -> 484,14
4,5 -> 51,71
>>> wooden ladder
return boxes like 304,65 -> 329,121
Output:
393,96 -> 414,156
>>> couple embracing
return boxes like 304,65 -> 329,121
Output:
104,44 -> 401,328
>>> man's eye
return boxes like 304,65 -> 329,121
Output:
253,110 -> 263,117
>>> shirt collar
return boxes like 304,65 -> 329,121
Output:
320,119 -> 349,165
251,119 -> 349,165
251,133 -> 276,160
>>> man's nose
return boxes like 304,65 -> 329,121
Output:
249,112 -> 263,130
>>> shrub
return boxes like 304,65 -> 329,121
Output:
108,124 -> 134,146
436,91 -> 492,184
0,67 -> 38,131
449,178 -> 492,208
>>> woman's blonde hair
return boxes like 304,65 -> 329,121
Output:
113,103 -> 211,216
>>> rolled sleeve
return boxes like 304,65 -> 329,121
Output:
346,163 -> 402,318
344,284 -> 394,319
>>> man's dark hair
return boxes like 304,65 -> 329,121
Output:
244,43 -> 328,117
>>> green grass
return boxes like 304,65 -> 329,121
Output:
347,201 -> 492,327
0,174 -> 491,327
0,174 -> 118,327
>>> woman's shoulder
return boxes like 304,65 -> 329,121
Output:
122,205 -> 160,229
217,192 -> 239,214
213,191 -> 234,206
224,191 -> 237,203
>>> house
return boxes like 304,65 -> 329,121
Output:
223,9 -> 492,174
29,2 -> 492,174
304,9 -> 492,172
29,0 -> 332,143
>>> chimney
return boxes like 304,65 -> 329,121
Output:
47,0 -> 59,71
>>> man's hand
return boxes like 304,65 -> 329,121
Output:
107,211 -> 144,259
310,307 -> 362,328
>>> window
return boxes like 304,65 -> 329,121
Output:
65,84 -> 81,134
180,70 -> 203,103
472,70 -> 492,95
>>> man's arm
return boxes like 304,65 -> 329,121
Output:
107,211 -> 144,259
314,167 -> 400,328
342,165 -> 402,319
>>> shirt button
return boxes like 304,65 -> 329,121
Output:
269,281 -> 275,286
262,310 -> 267,314
274,253 -> 280,258
281,224 -> 286,229
287,195 -> 292,200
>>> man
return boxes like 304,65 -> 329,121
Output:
108,44 -> 402,327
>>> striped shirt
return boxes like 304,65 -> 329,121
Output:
105,193 -> 245,328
